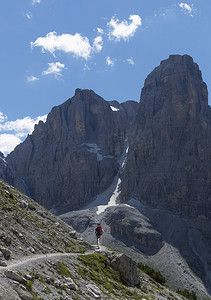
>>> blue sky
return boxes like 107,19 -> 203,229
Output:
0,0 -> 210,155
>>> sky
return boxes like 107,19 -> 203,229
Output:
0,0 -> 211,155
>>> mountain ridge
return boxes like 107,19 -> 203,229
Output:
6,90 -> 138,214
1,54 -> 211,298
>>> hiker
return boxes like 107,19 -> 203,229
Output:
95,223 -> 104,249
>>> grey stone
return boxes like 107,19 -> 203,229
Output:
109,253 -> 140,286
54,279 -> 61,288
27,247 -> 35,253
64,277 -> 78,290
3,234 -> 11,245
5,269 -> 27,284
86,283 -> 101,298
20,200 -> 28,209
0,247 -> 11,259
13,284 -> 33,300
0,260 -> 7,266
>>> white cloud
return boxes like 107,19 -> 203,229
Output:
127,57 -> 135,65
0,134 -> 22,156
0,112 -> 8,123
0,115 -> 47,137
42,62 -> 65,77
108,14 -> 142,41
27,76 -> 39,82
25,12 -> 32,19
31,31 -> 92,60
154,6 -> 175,18
83,63 -> 90,71
0,115 -> 47,155
97,28 -> 104,35
106,56 -> 114,67
93,36 -> 103,52
179,2 -> 194,17
32,0 -> 41,5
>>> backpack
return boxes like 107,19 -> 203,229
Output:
96,225 -> 103,236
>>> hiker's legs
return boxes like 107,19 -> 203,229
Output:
97,236 -> 101,248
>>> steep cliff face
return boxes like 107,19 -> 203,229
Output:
7,89 -> 137,214
121,55 -> 211,219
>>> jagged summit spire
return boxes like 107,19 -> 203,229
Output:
74,88 -> 93,94
121,54 -> 211,219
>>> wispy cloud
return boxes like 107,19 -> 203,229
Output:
97,28 -> 104,35
31,31 -> 92,60
83,63 -> 90,71
106,56 -> 114,67
0,114 -> 47,155
108,14 -> 142,41
93,36 -> 103,52
42,62 -> 65,77
25,11 -> 32,19
0,112 -> 8,123
127,57 -> 135,65
32,0 -> 41,5
179,2 -> 194,17
27,76 -> 39,82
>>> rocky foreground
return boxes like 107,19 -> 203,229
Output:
0,179 -> 194,300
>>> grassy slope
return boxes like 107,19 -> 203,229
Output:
0,179 -> 201,299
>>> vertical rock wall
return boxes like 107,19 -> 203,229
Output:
120,55 -> 211,218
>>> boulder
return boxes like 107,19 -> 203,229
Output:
108,253 -> 140,286
5,270 -> 27,285
106,205 -> 163,253
0,247 -> 11,259
0,251 -> 7,266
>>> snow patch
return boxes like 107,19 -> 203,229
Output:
96,177 -> 121,214
83,140 -> 128,215
110,106 -> 120,112
0,156 -> 8,166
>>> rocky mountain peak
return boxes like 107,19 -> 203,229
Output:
121,54 -> 211,219
139,54 -> 208,128
6,89 -> 137,214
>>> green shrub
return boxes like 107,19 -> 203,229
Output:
177,289 -> 197,300
28,203 -> 36,210
137,262 -> 166,285
25,281 -> 33,292
9,191 -> 15,199
77,254 -> 141,299
54,261 -> 72,277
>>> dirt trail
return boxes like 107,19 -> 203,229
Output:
0,246 -> 109,272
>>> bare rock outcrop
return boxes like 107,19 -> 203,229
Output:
6,89 -> 137,214
106,205 -> 163,253
108,252 -> 140,286
120,54 -> 211,219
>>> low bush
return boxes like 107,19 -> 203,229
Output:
137,262 -> 166,285
177,288 -> 197,300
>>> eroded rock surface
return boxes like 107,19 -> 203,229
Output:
121,55 -> 211,219
7,89 -> 137,214
106,205 -> 163,253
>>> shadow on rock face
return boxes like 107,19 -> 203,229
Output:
60,208 -> 98,233
105,205 -> 164,255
